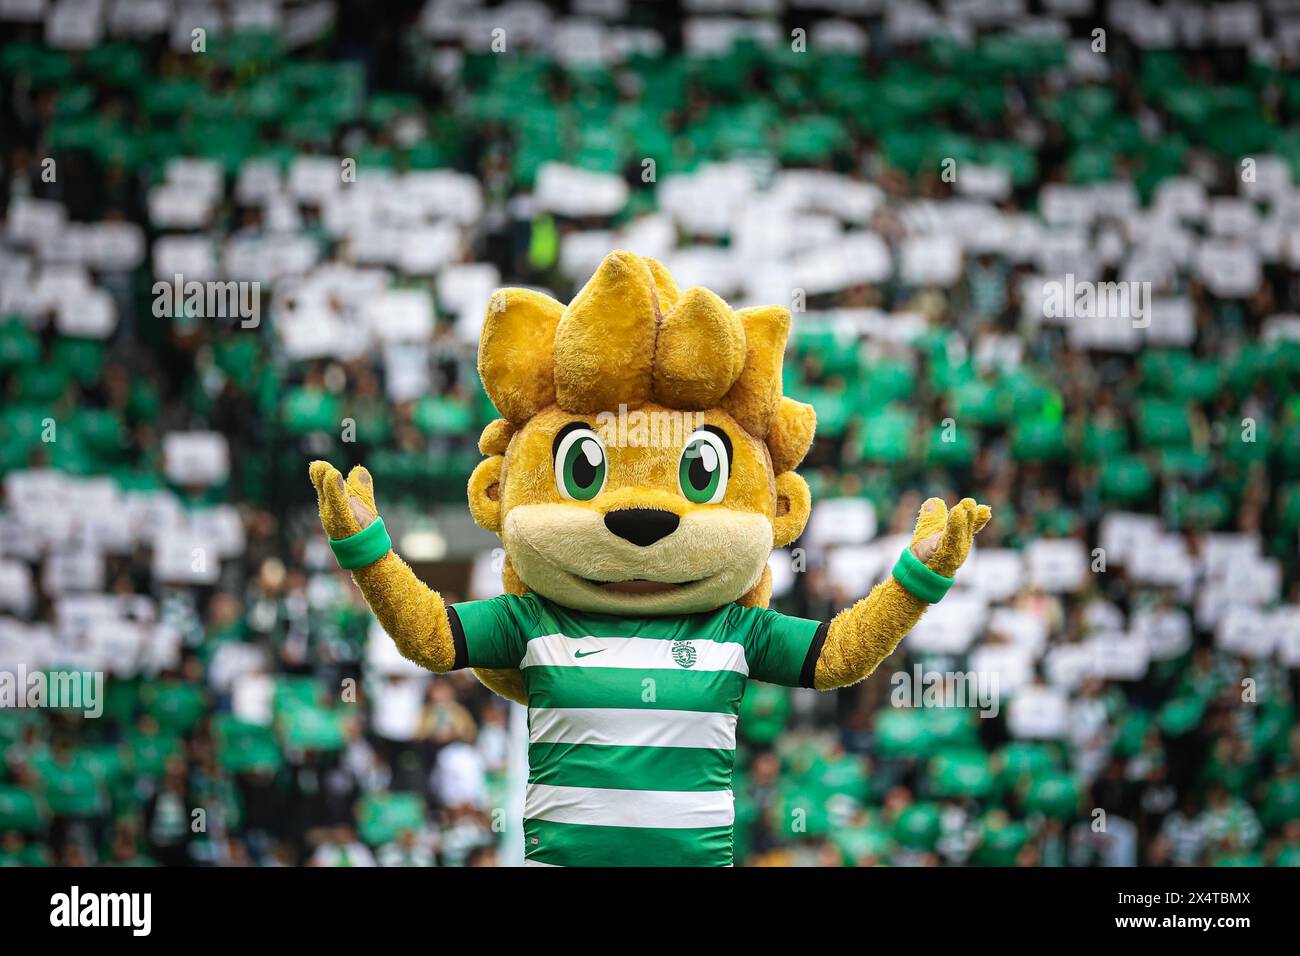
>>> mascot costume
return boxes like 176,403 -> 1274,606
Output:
310,250 -> 990,866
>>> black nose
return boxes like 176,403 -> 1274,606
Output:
603,508 -> 680,547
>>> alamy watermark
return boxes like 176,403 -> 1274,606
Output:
0,666 -> 103,718
595,403 -> 706,449
152,274 -> 261,328
1043,274 -> 1150,328
890,665 -> 1000,718
50,886 -> 151,936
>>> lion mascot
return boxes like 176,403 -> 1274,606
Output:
310,250 -> 990,866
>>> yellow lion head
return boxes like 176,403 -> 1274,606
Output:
467,250 -> 817,623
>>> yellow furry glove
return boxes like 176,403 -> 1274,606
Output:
308,461 -> 458,673
309,460 -> 379,538
911,496 -> 993,576
813,496 -> 992,690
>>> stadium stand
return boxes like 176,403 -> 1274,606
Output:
1,0 -> 1300,867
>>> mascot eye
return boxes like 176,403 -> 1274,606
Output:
678,429 -> 730,505
554,427 -> 607,501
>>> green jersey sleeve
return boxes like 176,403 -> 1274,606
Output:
726,605 -> 828,688
447,593 -> 542,670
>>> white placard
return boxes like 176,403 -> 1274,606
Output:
961,548 -> 1024,603
289,155 -> 343,204
956,164 -> 1011,201
231,671 -> 276,723
186,506 -> 246,559
1196,240 -> 1261,298
906,592 -> 988,654
1098,511 -> 1160,567
404,170 -> 484,225
1276,607 -> 1300,668
1085,631 -> 1150,680
987,607 -> 1049,657
382,343 -> 431,403
901,235 -> 963,286
824,545 -> 886,596
1129,533 -> 1196,590
153,235 -> 218,282
87,221 -> 146,271
1026,539 -> 1089,593
0,560 -> 35,615
148,183 -> 214,229
661,245 -> 744,298
364,287 -> 434,343
534,163 -> 629,218
398,222 -> 461,275
442,263 -> 503,342
968,643 -> 1035,697
1144,297 -> 1196,347
1007,685 -> 1069,739
163,431 -> 230,486
152,532 -> 221,585
42,549 -> 105,594
209,641 -> 269,694
658,163 -> 756,237
85,618 -> 145,676
1216,605 -> 1274,658
56,285 -> 116,338
1132,606 -> 1192,661
805,497 -> 878,548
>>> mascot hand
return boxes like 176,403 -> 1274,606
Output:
309,460 -> 380,541
812,496 -> 992,690
909,496 -> 992,578
308,459 -> 462,674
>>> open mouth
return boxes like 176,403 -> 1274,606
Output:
582,578 -> 698,595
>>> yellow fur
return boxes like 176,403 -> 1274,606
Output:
721,305 -> 792,438
553,250 -> 659,413
767,396 -> 817,474
652,286 -> 746,410
308,252 -> 990,712
467,456 -> 504,533
478,289 -> 563,425
814,498 -> 990,689
472,667 -> 528,704
308,463 -> 457,672
478,418 -> 514,456
773,472 -> 811,548
643,255 -> 681,311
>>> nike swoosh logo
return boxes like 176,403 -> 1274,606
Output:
574,649 -> 606,659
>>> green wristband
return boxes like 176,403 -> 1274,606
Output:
329,517 -> 392,570
892,546 -> 954,604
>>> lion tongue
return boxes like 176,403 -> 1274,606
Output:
598,579 -> 680,594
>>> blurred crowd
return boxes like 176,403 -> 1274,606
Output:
2,0 -> 1300,866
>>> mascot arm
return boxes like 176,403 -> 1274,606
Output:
309,461 -> 458,673
812,497 -> 991,690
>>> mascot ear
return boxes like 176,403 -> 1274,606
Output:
468,456 -> 504,533
773,471 -> 811,547
468,419 -> 513,533
478,288 -> 563,425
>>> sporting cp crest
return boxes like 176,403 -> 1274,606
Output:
671,640 -> 697,668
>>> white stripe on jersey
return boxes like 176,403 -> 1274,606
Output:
529,707 -> 737,751
520,633 -> 749,675
525,783 -> 735,829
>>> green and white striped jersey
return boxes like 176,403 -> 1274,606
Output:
448,592 -> 826,867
